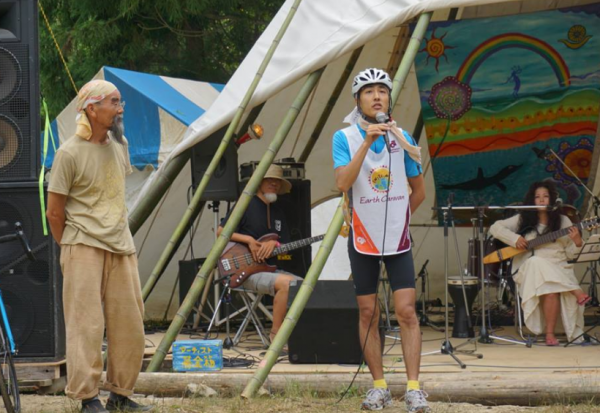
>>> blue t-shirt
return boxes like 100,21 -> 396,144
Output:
331,125 -> 422,177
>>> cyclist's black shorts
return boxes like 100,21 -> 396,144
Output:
348,236 -> 416,296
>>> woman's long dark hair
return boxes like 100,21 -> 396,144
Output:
517,181 -> 562,236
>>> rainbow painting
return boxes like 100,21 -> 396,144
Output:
414,3 -> 600,224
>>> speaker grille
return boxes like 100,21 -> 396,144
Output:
0,47 -> 21,105
0,43 -> 34,181
0,184 -> 65,360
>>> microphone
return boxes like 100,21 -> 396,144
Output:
375,112 -> 391,152
417,259 -> 429,278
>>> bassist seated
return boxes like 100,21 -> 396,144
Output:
217,165 -> 302,344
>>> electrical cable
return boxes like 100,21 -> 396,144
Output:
338,115 -> 394,403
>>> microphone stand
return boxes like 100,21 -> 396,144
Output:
436,204 -> 546,348
544,147 -> 600,306
416,260 -> 443,331
422,198 -> 482,368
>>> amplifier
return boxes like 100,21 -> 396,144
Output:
240,158 -> 305,181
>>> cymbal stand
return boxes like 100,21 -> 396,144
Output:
422,200 -> 482,368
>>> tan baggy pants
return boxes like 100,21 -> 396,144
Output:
60,244 -> 145,400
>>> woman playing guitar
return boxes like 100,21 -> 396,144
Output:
489,181 -> 591,346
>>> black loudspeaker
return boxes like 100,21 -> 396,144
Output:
0,183 -> 65,361
178,258 -> 206,325
0,0 -> 40,182
273,179 -> 311,277
288,280 -> 383,365
191,127 -> 239,202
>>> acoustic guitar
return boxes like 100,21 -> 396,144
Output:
218,226 -> 349,288
483,216 -> 600,264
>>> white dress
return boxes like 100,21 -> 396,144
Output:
489,214 -> 584,340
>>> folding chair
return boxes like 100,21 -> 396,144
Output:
231,288 -> 273,348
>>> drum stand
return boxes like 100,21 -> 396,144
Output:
422,203 -> 482,369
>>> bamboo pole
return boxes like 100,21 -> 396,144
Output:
241,11 -> 434,399
146,68 -> 325,372
241,200 -> 345,398
298,47 -> 363,162
140,0 -> 305,301
390,12 -> 432,107
128,150 -> 191,236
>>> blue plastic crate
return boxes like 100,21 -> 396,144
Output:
172,340 -> 223,372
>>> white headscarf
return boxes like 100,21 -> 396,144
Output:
75,80 -> 118,140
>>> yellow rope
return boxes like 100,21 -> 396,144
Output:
38,1 -> 78,95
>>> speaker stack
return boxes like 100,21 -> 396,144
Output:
0,0 -> 65,361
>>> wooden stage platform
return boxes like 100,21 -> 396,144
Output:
137,322 -> 600,405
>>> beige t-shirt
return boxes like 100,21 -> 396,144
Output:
48,134 -> 135,255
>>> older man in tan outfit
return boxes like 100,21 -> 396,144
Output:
47,80 -> 152,413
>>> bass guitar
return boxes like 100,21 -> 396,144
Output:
483,216 -> 600,264
218,226 -> 348,288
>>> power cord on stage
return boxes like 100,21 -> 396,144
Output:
338,115 -> 394,403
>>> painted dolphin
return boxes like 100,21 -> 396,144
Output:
441,164 -> 523,192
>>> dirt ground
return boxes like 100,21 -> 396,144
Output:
18,394 -> 600,413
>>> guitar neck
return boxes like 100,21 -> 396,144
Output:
271,235 -> 325,257
528,222 -> 581,249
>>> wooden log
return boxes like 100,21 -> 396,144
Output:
119,371 -> 600,405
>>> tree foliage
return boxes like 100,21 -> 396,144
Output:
39,0 -> 285,118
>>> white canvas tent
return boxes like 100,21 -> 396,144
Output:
127,0 -> 600,317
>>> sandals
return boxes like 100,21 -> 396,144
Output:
545,336 -> 560,346
577,295 -> 592,306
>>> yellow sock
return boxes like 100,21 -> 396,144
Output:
407,380 -> 420,391
373,379 -> 388,389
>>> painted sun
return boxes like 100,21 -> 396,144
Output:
420,28 -> 455,72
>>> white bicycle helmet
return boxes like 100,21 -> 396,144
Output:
352,68 -> 393,96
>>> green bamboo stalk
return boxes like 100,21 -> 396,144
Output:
241,200 -> 345,398
298,47 -> 363,162
140,0 -> 304,301
390,12 -> 432,107
128,150 -> 191,236
146,68 -> 324,372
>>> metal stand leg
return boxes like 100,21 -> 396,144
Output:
474,208 -> 531,347
422,209 -> 482,368
380,276 -> 401,341
579,261 -> 600,307
233,291 -> 271,348
416,261 -> 443,332
564,317 -> 600,347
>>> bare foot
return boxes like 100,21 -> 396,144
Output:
545,334 -> 559,346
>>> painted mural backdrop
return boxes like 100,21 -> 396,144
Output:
414,4 -> 600,224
